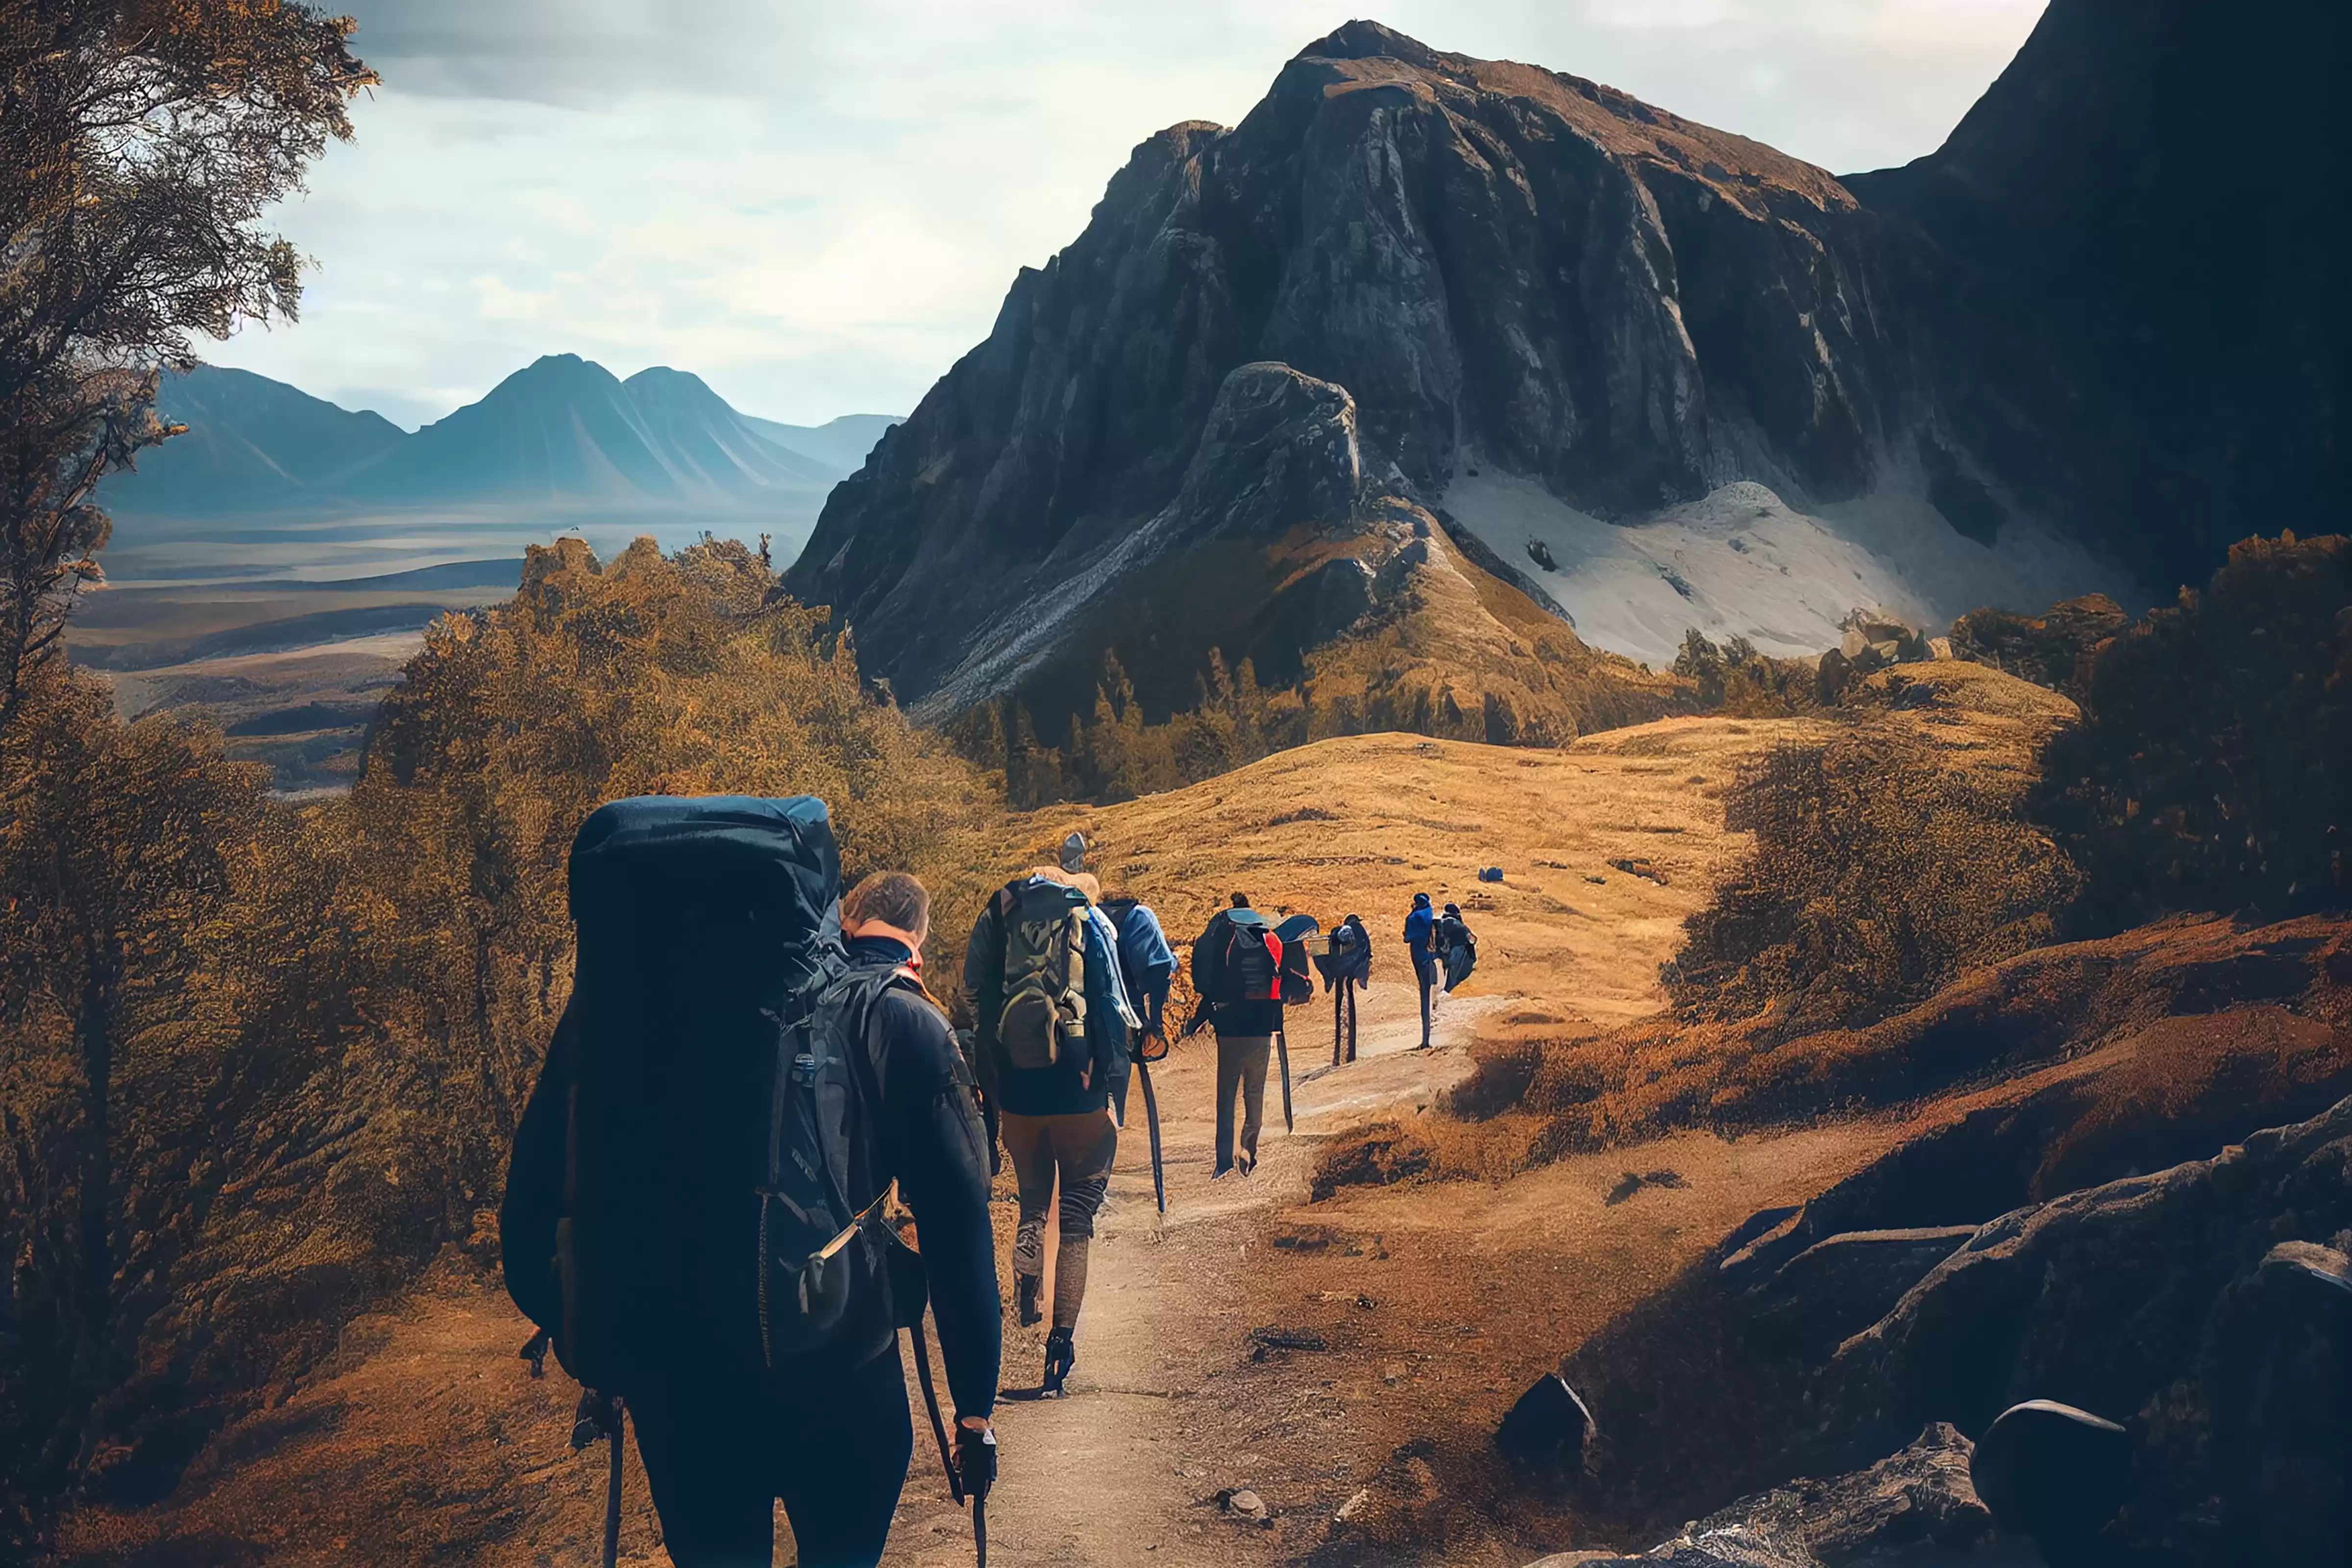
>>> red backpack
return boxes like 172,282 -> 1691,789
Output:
1219,909 -> 1283,1004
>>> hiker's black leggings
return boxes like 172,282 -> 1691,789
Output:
628,1340 -> 914,1568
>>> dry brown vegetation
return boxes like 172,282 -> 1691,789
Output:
1665,668 -> 2082,1035
1308,662 -> 2092,1194
1948,592 -> 2130,696
0,538 -> 1000,1550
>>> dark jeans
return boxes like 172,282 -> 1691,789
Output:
1332,978 -> 1358,1064
1413,953 -> 1438,1045
628,1340 -> 914,1567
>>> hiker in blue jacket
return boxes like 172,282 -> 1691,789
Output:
1404,892 -> 1438,1048
963,866 -> 1137,1396
1099,892 -> 1177,1049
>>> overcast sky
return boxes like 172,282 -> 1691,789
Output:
208,0 -> 2047,429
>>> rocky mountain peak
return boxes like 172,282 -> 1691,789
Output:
789,2 -> 2338,725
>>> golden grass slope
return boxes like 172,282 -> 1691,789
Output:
1006,711 -> 1832,1027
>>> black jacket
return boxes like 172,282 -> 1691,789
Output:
1192,909 -> 1283,1037
501,934 -> 1002,1420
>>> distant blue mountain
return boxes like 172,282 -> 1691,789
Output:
101,366 -> 408,512
101,357 -> 902,518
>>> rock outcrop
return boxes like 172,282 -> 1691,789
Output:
788,21 -> 1927,716
1563,1090 -> 2352,1565
1525,1424 -> 1992,1568
1846,0 -> 2344,599
790,3 -> 2340,723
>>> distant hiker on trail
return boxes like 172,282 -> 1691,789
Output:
964,865 -> 1138,1397
1187,892 -> 1286,1177
1438,902 -> 1479,994
1404,891 -> 1438,1048
503,801 -> 999,1568
1320,912 -> 1372,1065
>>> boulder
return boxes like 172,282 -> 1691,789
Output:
1497,1373 -> 1596,1470
1826,1094 -> 2352,1564
1968,1399 -> 2130,1559
2188,1238 -> 2352,1564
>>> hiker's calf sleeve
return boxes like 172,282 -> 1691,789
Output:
1052,1238 -> 1090,1329
1012,1216 -> 1047,1280
1057,1164 -> 1109,1238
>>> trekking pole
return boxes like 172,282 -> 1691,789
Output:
1136,1053 -> 1168,1215
601,1406 -> 624,1568
1274,1029 -> 1295,1132
569,1391 -> 625,1568
908,1317 -> 963,1504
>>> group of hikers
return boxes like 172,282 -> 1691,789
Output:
499,799 -> 1477,1568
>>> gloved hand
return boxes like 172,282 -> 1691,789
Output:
955,1418 -> 997,1501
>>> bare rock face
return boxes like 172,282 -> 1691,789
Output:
789,21 -> 1908,713
1823,1096 -> 2352,1565
1847,0 -> 2344,598
791,3 -> 2341,724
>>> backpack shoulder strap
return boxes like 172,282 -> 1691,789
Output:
822,963 -> 929,1196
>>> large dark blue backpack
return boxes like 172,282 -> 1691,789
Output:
505,795 -> 910,1393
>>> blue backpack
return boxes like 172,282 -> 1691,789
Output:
503,796 -> 913,1392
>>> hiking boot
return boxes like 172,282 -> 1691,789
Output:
1235,1150 -> 1256,1178
1043,1327 -> 1076,1396
1015,1272 -> 1043,1327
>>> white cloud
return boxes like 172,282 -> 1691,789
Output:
205,0 -> 2047,427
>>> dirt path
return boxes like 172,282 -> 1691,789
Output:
885,975 -> 1498,1567
64,718 -> 1890,1566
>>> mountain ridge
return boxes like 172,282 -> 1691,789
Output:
102,356 -> 904,520
788,4 -> 2339,718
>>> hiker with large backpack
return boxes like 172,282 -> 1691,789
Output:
1317,912 -> 1373,1065
501,801 -> 999,1568
1438,902 -> 1479,994
1185,892 -> 1288,1177
963,866 -> 1138,1397
1404,891 -> 1438,1049
1096,886 -> 1178,1214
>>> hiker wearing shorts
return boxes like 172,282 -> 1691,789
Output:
964,867 -> 1137,1396
1189,893 -> 1283,1177
1404,891 -> 1438,1048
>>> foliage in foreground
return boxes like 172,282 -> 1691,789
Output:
2036,534 -> 2352,931
0,1 -> 374,726
0,538 -> 998,1545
